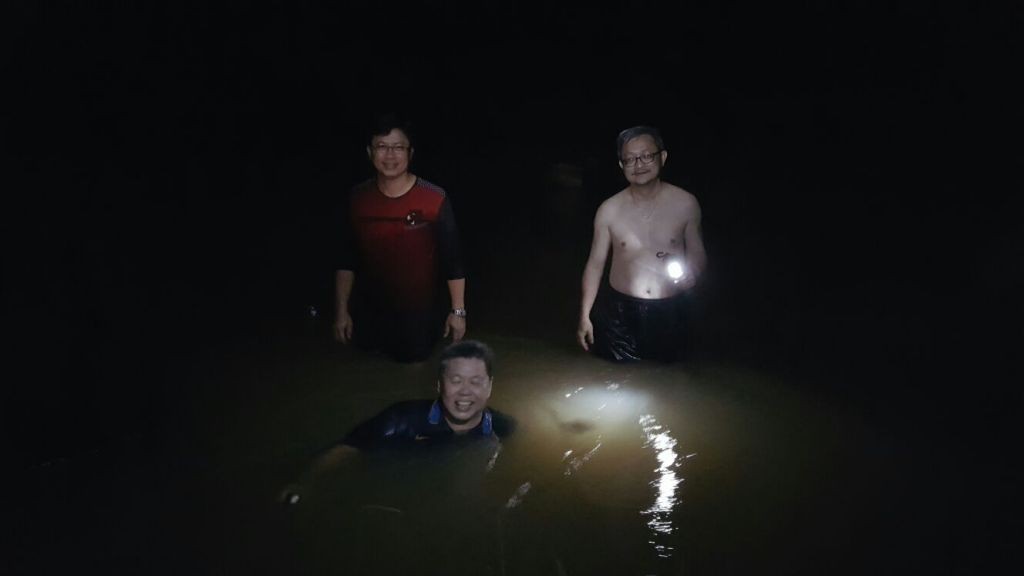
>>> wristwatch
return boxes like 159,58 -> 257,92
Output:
451,308 -> 467,318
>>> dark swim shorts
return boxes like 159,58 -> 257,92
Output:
591,286 -> 688,363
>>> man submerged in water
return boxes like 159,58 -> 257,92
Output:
281,340 -> 513,504
577,125 -> 708,362
344,339 -> 514,448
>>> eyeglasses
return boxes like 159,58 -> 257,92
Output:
621,150 -> 661,168
372,143 -> 410,155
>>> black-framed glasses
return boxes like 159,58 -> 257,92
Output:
621,150 -> 661,167
372,143 -> 410,155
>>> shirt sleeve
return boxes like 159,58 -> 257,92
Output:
341,401 -> 430,448
436,196 -> 466,280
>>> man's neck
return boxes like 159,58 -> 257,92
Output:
629,179 -> 661,201
445,414 -> 482,434
377,173 -> 416,198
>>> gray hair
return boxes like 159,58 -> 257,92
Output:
616,125 -> 665,158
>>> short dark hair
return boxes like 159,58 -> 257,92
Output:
368,112 -> 415,149
438,340 -> 495,380
616,125 -> 665,158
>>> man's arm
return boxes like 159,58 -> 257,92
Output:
279,403 -> 400,505
578,206 -> 612,351
437,196 -> 467,342
334,270 -> 354,343
334,192 -> 358,344
444,277 -> 466,342
279,443 -> 359,505
682,200 -> 707,288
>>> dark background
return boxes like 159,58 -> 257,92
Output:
3,1 -> 1020,569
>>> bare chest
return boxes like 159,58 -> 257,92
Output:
609,210 -> 686,253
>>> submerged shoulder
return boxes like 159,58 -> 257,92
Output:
342,399 -> 433,448
384,399 -> 434,416
489,408 -> 517,438
359,399 -> 432,429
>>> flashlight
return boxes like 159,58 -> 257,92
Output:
656,251 -> 685,283
666,260 -> 684,281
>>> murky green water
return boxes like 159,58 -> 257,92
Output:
17,320 -> 948,575
189,328 -> 902,575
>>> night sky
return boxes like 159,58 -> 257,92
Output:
4,1 -> 1020,566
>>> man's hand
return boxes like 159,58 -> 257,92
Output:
444,314 -> 466,342
577,318 -> 594,351
677,273 -> 697,291
333,311 -> 353,344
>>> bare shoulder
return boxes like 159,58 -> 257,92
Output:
662,184 -> 702,222
594,188 -> 630,223
662,183 -> 700,208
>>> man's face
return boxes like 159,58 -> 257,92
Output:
439,357 -> 492,431
368,128 -> 412,179
619,135 -> 665,186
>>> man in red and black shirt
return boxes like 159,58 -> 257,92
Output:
335,115 -> 467,362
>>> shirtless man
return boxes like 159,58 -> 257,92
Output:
577,126 -> 707,362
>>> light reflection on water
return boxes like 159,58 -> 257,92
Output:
505,370 -> 694,568
545,375 -> 690,559
638,413 -> 688,558
563,441 -> 602,476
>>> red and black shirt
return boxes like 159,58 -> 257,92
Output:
337,178 -> 465,311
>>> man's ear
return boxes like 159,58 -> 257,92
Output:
366,146 -> 373,161
660,149 -> 668,165
436,380 -> 441,394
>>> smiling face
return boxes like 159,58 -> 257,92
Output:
438,357 -> 493,432
619,134 -> 667,186
368,128 -> 413,179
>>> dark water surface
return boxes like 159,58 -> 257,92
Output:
13,309 -> 972,576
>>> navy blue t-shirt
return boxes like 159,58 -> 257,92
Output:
342,399 -> 515,449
